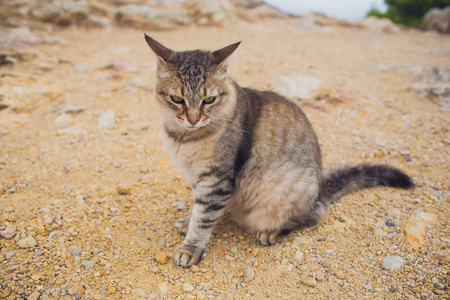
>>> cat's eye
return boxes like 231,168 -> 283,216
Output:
170,95 -> 184,104
203,96 -> 216,104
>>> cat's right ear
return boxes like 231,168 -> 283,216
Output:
144,34 -> 175,64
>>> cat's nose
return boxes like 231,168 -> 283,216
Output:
187,118 -> 199,125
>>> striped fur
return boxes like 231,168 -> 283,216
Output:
145,35 -> 413,267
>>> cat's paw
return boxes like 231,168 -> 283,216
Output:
173,244 -> 204,267
256,230 -> 282,246
175,216 -> 190,235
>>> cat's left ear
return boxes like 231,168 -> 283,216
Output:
144,34 -> 175,64
211,41 -> 241,68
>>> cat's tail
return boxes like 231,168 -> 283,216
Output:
320,163 -> 413,207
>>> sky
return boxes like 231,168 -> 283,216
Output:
263,0 -> 388,21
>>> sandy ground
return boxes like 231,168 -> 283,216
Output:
0,20 -> 449,299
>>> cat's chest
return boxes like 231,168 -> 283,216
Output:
162,132 -> 216,183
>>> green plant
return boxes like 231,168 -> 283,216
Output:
367,0 -> 450,27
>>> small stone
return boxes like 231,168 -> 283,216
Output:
202,282 -> 213,290
6,213 -> 19,222
244,267 -> 255,283
316,272 -> 325,281
27,291 -> 40,300
67,246 -> 82,256
98,109 -> 116,128
335,271 -> 346,280
156,237 -> 165,246
191,265 -> 200,272
158,282 -> 168,293
432,278 -> 445,289
321,261 -> 330,268
5,252 -> 15,260
433,290 -> 445,295
382,255 -> 405,270
72,276 -> 81,283
155,251 -> 168,264
82,260 -> 96,270
0,226 -> 16,239
300,277 -> 317,287
292,236 -> 311,247
183,283 -> 194,292
294,250 -> 304,262
364,284 -> 373,291
137,229 -> 146,235
133,288 -> 145,296
117,185 -> 131,195
31,274 -> 42,281
404,210 -> 437,250
18,236 -> 37,248
390,286 -> 399,293
385,220 -> 396,227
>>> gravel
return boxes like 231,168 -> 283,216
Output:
381,256 -> 405,270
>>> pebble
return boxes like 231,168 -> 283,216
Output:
18,236 -> 37,248
82,260 -> 95,270
98,109 -> 116,128
335,271 -> 346,280
404,211 -> 437,249
299,277 -> 317,287
244,267 -> 255,282
5,252 -> 15,260
6,213 -> 19,222
294,250 -> 304,262
67,246 -> 82,256
28,291 -> 40,300
156,237 -> 165,246
316,272 -> 325,281
155,251 -> 169,264
183,283 -> 194,292
202,282 -> 213,290
364,284 -> 373,292
116,185 -> 131,195
381,255 -> 405,270
0,226 -> 16,239
137,229 -> 146,234
385,220 -> 395,227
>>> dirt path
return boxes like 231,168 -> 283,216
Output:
0,20 -> 449,299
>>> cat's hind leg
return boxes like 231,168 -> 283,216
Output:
255,229 -> 291,246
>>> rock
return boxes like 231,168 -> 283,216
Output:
409,83 -> 450,109
0,226 -> 16,239
335,270 -> 346,279
30,1 -> 90,26
5,252 -> 15,260
294,250 -> 304,262
18,236 -> 37,248
385,220 -> 396,227
316,272 -> 325,281
117,185 -> 131,195
28,291 -> 40,300
422,6 -> 450,33
364,283 -> 373,292
155,251 -> 169,264
292,236 -> 311,247
67,246 -> 82,256
381,255 -> 405,270
156,237 -> 166,246
274,75 -> 321,100
98,109 -> 116,128
300,277 -> 317,287
107,287 -> 117,294
182,283 -> 194,292
82,260 -> 95,270
6,213 -> 19,222
54,103 -> 87,114
404,210 -> 438,250
133,288 -> 145,296
243,266 -> 255,282
358,16 -> 402,33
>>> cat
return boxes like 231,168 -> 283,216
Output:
144,34 -> 413,268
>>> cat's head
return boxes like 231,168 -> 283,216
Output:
145,34 -> 240,132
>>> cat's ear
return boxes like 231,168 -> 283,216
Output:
144,34 -> 175,63
211,41 -> 241,67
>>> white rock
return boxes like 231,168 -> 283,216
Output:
381,255 -> 405,270
98,109 -> 116,128
182,283 -> 194,292
274,75 -> 321,99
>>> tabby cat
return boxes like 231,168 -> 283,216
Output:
144,34 -> 413,267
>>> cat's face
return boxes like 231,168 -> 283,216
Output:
145,35 -> 240,132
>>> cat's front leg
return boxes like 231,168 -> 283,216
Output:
173,178 -> 232,267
